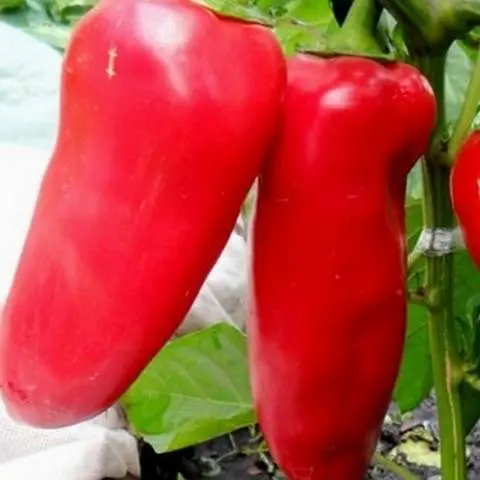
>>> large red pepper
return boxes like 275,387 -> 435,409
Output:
451,131 -> 480,269
0,0 -> 285,428
247,54 -> 436,479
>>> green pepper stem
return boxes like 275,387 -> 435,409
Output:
417,53 -> 467,480
341,0 -> 382,36
407,249 -> 423,273
381,0 -> 480,52
449,46 -> 480,158
408,290 -> 428,307
327,0 -> 384,56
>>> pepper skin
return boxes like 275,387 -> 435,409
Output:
0,0 -> 285,428
451,131 -> 480,269
247,54 -> 436,479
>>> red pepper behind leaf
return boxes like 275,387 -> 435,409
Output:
0,0 -> 286,428
451,131 -> 480,269
247,54 -> 436,479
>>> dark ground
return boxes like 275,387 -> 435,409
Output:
137,397 -> 480,480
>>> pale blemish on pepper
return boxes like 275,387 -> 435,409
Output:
106,47 -> 118,78
290,466 -> 314,480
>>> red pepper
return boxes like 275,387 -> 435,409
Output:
451,131 -> 480,269
247,54 -> 436,479
0,0 -> 285,428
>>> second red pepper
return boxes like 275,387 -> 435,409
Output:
451,131 -> 480,269
248,54 -> 436,479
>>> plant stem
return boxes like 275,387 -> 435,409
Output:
342,0 -> 382,37
449,46 -> 480,158
327,0 -> 384,56
373,452 -> 421,480
381,0 -> 480,52
408,289 -> 428,307
407,249 -> 423,273
418,53 -> 467,480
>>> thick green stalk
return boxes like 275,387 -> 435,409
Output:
339,0 -> 382,51
418,53 -> 467,480
327,0 -> 384,57
381,0 -> 480,52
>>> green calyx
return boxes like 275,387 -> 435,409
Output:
307,0 -> 395,61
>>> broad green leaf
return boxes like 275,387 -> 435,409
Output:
268,0 -> 332,53
406,162 -> 423,201
27,22 -> 71,49
0,0 -> 73,50
395,243 -> 480,414
273,21 -> 327,55
446,41 -> 474,126
452,251 -> 480,317
282,0 -> 331,25
460,382 -> 480,434
394,200 -> 431,412
42,0 -> 96,23
458,296 -> 480,433
204,0 -> 272,23
121,324 -> 255,453
393,304 -> 432,412
0,0 -> 24,10
405,196 -> 423,251
254,0 -> 289,17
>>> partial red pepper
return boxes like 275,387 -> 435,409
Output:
0,0 -> 285,428
451,131 -> 480,269
247,54 -> 436,479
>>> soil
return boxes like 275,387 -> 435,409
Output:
138,397 -> 480,480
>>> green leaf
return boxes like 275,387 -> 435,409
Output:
273,21 -> 328,55
120,324 -> 255,453
460,382 -> 480,435
393,199 -> 431,412
395,241 -> 480,416
452,251 -> 480,317
0,0 -> 24,10
0,0 -> 73,50
204,0 -> 272,24
27,22 -> 71,49
458,295 -> 480,433
394,200 -> 432,412
42,0 -> 96,23
406,162 -> 423,202
267,0 -> 333,53
282,0 -> 331,24
445,41 -> 474,126
394,303 -> 432,412
405,195 -> 423,251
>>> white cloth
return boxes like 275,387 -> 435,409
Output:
0,18 -> 247,480
0,22 -> 61,151
0,403 -> 140,479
